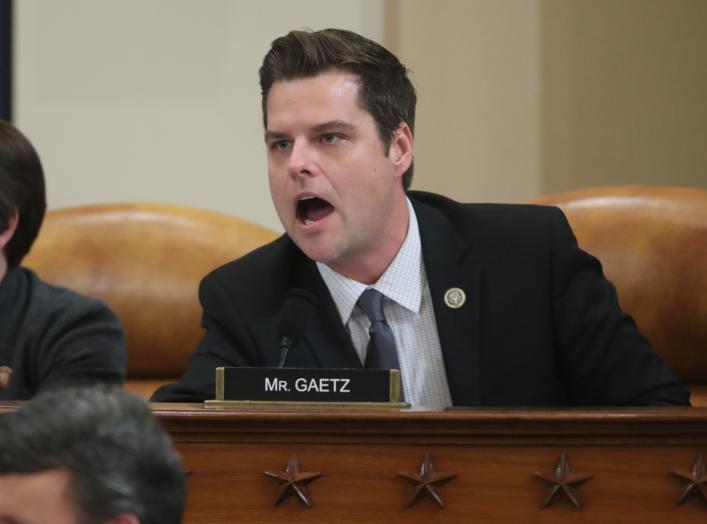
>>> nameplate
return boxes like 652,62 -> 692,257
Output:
211,367 -> 401,403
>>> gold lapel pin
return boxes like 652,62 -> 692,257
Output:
0,366 -> 12,389
444,288 -> 466,309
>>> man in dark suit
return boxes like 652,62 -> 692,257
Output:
152,29 -> 688,407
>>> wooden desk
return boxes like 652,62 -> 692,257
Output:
150,405 -> 707,523
2,403 -> 706,522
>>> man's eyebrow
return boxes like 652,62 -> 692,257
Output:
264,130 -> 288,141
265,121 -> 355,142
311,120 -> 355,133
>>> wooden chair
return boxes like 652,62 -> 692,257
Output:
533,186 -> 707,406
23,203 -> 279,399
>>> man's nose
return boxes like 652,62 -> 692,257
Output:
287,141 -> 316,178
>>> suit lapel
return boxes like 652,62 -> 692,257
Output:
413,198 -> 482,406
286,251 -> 362,369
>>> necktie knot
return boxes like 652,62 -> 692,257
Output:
357,288 -> 386,324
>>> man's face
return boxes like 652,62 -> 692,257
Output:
0,470 -> 80,524
265,70 -> 412,282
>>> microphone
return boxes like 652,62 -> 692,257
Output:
277,290 -> 315,367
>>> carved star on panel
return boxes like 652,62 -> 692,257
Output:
670,451 -> 707,505
397,453 -> 456,507
264,453 -> 322,507
533,453 -> 592,509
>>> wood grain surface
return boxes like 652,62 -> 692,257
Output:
3,404 -> 706,522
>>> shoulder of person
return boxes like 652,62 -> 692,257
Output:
21,267 -> 120,325
199,233 -> 312,313
409,189 -> 568,239
203,233 -> 298,283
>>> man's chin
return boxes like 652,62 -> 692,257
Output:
292,236 -> 341,267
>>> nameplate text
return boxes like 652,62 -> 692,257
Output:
216,367 -> 399,403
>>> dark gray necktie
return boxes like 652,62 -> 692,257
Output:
358,288 -> 400,370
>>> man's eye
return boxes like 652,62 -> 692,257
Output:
271,140 -> 290,151
321,134 -> 338,144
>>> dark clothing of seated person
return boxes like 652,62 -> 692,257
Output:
0,120 -> 125,400
151,29 -> 689,408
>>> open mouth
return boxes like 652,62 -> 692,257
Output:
297,196 -> 334,225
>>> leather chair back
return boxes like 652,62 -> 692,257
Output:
23,203 -> 279,399
533,186 -> 707,405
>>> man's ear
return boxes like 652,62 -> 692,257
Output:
0,212 -> 19,250
105,513 -> 140,524
388,122 -> 413,179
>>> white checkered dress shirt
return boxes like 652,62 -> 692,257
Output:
317,198 -> 453,410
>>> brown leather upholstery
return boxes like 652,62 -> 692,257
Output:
23,203 -> 279,399
532,186 -> 707,406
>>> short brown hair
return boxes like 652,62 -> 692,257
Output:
259,28 -> 417,189
0,120 -> 46,267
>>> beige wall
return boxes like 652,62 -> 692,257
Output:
387,0 -> 707,200
541,0 -> 707,193
386,0 -> 543,203
14,0 -> 384,231
14,0 -> 707,229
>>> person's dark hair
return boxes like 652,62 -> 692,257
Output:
259,28 -> 417,189
0,385 -> 186,524
0,120 -> 46,267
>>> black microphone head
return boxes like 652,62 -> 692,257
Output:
278,289 -> 316,341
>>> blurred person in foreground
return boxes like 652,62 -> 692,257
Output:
0,120 -> 125,399
153,29 -> 688,408
0,384 -> 186,524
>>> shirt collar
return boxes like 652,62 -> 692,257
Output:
317,198 -> 424,325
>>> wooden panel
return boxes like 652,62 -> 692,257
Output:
2,403 -> 706,522
179,443 -> 707,523
152,406 -> 707,523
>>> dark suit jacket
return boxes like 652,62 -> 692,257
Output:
152,191 -> 689,406
0,267 -> 126,400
